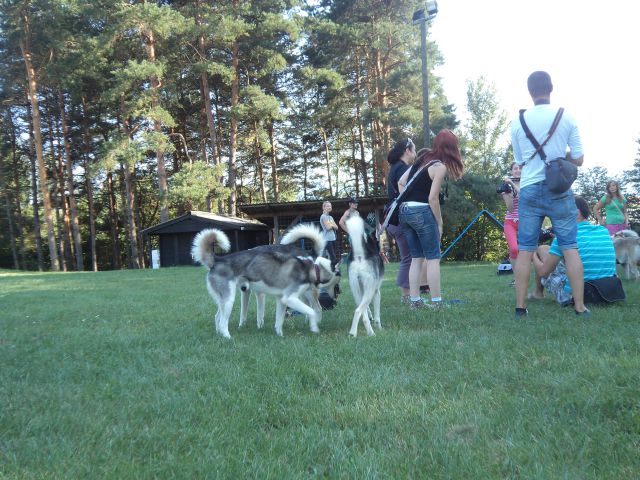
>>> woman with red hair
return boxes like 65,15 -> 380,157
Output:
397,129 -> 464,309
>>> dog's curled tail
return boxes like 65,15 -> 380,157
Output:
191,228 -> 231,268
280,223 -> 326,258
346,215 -> 367,258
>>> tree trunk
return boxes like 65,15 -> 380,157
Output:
268,122 -> 279,202
354,51 -> 369,196
48,111 -> 70,270
254,121 -> 267,202
228,38 -> 240,215
26,98 -> 44,270
0,157 -> 20,269
320,128 -> 333,196
81,96 -> 97,271
107,172 -> 121,269
120,97 -> 140,269
7,109 -> 26,267
143,27 -> 169,223
59,91 -> 83,270
302,137 -> 308,200
20,37 -> 60,271
351,129 -> 360,196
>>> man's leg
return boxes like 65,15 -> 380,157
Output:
515,251 -> 534,309
562,249 -> 586,312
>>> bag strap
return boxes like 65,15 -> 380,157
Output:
518,108 -> 564,164
377,160 -> 438,239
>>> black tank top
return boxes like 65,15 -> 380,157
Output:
402,161 -> 441,203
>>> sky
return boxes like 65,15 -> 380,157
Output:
429,0 -> 640,176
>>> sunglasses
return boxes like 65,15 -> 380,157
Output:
405,138 -> 414,150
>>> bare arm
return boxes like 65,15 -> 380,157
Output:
322,216 -> 337,231
567,153 -> 584,167
533,249 -> 561,278
502,179 -> 519,213
397,169 -> 410,193
338,210 -> 350,232
428,164 -> 447,236
594,200 -> 605,225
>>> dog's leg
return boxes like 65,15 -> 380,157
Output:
256,292 -> 266,328
373,286 -> 382,330
348,276 -> 376,337
348,275 -> 362,336
281,293 -> 319,334
274,300 -> 286,337
238,288 -> 250,327
357,290 -> 377,337
304,289 -> 323,324
216,280 -> 236,339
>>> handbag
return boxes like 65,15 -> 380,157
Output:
583,276 -> 626,304
378,161 -> 435,238
519,108 -> 578,194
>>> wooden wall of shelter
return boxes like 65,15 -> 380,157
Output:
239,196 -> 388,259
142,211 -> 269,267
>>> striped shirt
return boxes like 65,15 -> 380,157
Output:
505,195 -> 519,221
549,221 -> 616,291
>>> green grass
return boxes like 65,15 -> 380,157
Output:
1,263 -> 639,479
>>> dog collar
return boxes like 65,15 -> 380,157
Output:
314,263 -> 321,286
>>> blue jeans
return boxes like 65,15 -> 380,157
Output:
518,181 -> 577,252
398,203 -> 441,260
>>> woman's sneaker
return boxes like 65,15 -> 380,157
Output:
410,298 -> 433,310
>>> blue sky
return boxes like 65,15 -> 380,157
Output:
431,0 -> 640,177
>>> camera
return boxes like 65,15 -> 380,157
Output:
496,182 -> 513,194
538,227 -> 554,244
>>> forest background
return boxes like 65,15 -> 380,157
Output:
1,0 -> 640,271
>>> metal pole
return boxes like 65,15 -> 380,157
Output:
419,19 -> 430,148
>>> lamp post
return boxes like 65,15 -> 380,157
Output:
413,1 -> 438,148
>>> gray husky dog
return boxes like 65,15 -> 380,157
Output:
346,215 -> 384,337
613,229 -> 640,280
191,224 -> 337,338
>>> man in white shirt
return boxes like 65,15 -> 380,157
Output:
510,71 -> 589,317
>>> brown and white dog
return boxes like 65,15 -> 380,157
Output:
613,229 -> 640,280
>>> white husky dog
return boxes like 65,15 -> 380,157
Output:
345,215 -> 384,336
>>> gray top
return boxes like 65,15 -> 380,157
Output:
320,213 -> 337,241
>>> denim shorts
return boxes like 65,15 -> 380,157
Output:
518,181 -> 577,252
398,203 -> 441,260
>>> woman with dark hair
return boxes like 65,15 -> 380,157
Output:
594,180 -> 628,236
386,138 -> 416,303
397,129 -> 464,309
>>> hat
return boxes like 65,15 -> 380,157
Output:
349,197 -> 358,204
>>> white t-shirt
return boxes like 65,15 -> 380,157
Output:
511,104 -> 584,189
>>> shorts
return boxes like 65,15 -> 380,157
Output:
541,261 -> 573,305
518,181 -> 577,252
605,224 -> 627,237
398,203 -> 441,260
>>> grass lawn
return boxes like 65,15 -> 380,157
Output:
1,263 -> 639,479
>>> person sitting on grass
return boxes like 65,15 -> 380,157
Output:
530,196 -> 616,310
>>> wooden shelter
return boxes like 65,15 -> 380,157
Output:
142,211 -> 269,267
239,196 -> 387,241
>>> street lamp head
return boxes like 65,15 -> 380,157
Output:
412,1 -> 438,23
426,0 -> 438,18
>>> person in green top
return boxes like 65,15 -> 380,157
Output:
594,180 -> 628,236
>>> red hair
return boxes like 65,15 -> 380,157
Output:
416,129 -> 464,180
